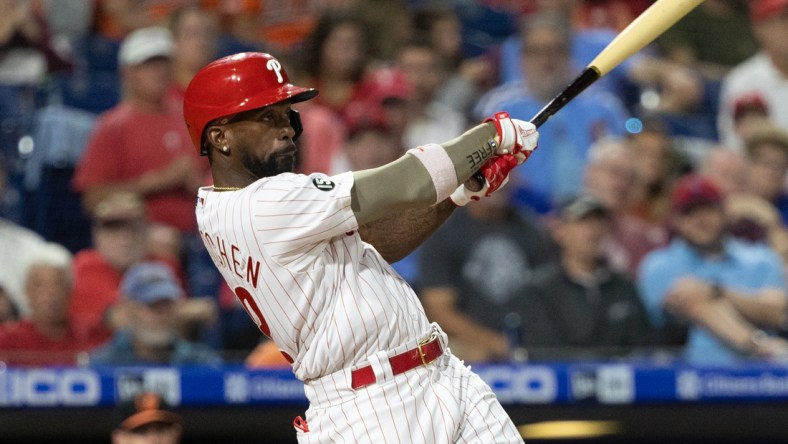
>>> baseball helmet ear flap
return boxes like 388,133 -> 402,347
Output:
289,109 -> 303,141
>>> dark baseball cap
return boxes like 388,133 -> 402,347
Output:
117,392 -> 181,432
557,194 -> 611,222
121,262 -> 184,305
670,174 -> 723,214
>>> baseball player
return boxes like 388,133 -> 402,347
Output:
184,52 -> 538,443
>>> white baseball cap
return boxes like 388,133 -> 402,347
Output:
118,26 -> 174,67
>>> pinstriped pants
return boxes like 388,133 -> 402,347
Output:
298,352 -> 523,443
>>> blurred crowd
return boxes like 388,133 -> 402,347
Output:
2,0 -> 788,370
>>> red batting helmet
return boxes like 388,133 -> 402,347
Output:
183,52 -> 318,155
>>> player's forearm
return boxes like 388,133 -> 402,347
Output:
358,200 -> 456,263
352,123 -> 496,226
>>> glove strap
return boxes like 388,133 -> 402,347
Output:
484,111 -> 517,154
450,180 -> 490,206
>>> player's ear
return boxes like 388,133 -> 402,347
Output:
205,126 -> 229,155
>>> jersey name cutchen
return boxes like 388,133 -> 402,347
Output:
201,231 -> 262,289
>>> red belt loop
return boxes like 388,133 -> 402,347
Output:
350,335 -> 444,390
293,416 -> 309,433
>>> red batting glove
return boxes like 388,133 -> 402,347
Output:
484,111 -> 539,157
450,154 -> 518,206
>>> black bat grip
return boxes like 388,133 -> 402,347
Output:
530,66 -> 601,128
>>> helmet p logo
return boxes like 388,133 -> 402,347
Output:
267,59 -> 284,83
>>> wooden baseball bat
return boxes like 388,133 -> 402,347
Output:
529,0 -> 705,128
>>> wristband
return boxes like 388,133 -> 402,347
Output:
450,181 -> 490,206
407,144 -> 457,203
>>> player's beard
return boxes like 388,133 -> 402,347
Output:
242,145 -> 297,178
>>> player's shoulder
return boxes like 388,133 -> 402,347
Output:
244,172 -> 354,197
256,172 -> 337,190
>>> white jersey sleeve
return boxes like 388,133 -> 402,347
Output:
248,171 -> 357,270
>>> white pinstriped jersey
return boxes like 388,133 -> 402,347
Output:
196,172 -> 431,381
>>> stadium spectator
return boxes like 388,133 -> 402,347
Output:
112,391 -> 182,444
511,194 -> 654,361
346,66 -> 413,150
626,56 -> 718,141
0,154 -> 47,317
167,6 -> 219,106
69,192 -> 182,342
638,174 -> 788,364
475,11 -> 627,213
0,0 -> 72,86
0,0 -> 71,222
333,105 -> 403,175
700,143 -> 786,265
90,262 -> 221,366
72,26 -> 207,240
626,118 -> 687,226
575,0 -> 652,32
718,0 -> 788,150
496,0 -> 631,101
418,183 -> 554,362
730,93 -> 772,143
412,6 -> 493,117
38,0 -> 93,46
295,100 -> 347,175
620,3 -> 744,142
701,148 -> 748,197
582,138 -> 668,276
0,242 -> 104,366
297,10 -> 368,115
741,123 -> 788,225
293,10 -> 368,174
395,38 -> 467,148
725,192 -> 783,246
353,0 -> 413,63
92,0 -> 152,41
165,5 -> 225,321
